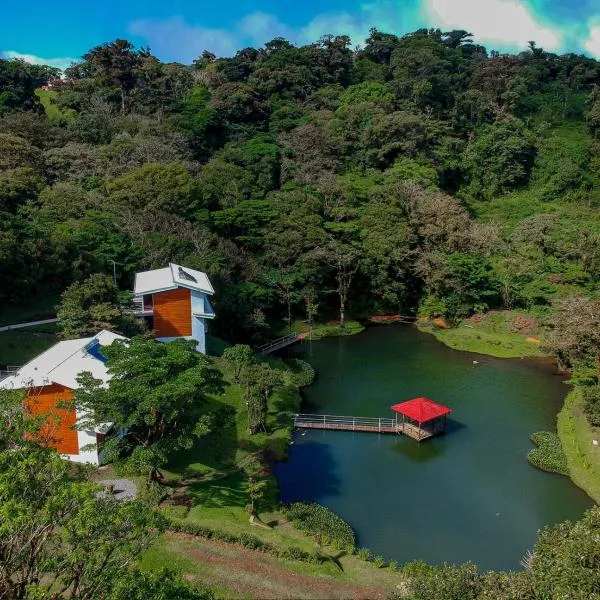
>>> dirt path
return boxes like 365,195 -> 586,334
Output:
169,533 -> 387,599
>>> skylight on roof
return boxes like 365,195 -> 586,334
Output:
178,267 -> 197,283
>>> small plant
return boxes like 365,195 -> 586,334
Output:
388,560 -> 400,572
374,555 -> 386,568
357,547 -> 372,561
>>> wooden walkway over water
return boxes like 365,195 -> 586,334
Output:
294,413 -> 435,440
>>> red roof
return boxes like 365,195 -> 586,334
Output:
391,397 -> 452,423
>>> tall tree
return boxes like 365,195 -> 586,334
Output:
82,39 -> 147,112
57,273 -> 143,339
75,338 -> 225,482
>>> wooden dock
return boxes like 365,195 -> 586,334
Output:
294,414 -> 434,440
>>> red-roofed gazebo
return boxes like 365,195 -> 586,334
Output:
391,397 -> 452,441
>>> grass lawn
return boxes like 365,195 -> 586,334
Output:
418,310 -> 546,358
152,350 -> 401,596
0,324 -> 58,365
558,389 -> 600,504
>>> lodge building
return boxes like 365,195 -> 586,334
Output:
0,264 -> 215,465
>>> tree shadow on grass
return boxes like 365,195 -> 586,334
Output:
165,400 -> 239,480
186,471 -> 248,509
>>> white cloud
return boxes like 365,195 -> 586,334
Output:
423,0 -> 561,51
300,12 -> 373,46
237,12 -> 294,46
1,50 -> 77,71
127,1 -> 423,63
128,16 -> 238,62
584,21 -> 600,57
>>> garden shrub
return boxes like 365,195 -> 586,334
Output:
285,358 -> 316,387
283,502 -> 355,552
406,562 -> 482,600
527,431 -> 569,475
388,560 -> 399,572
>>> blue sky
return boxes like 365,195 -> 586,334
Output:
3,0 -> 600,69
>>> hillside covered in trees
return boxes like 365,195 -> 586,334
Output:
2,30 -> 600,336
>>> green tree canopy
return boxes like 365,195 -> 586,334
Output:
75,337 -> 225,481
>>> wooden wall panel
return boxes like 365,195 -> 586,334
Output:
153,288 -> 192,337
26,384 -> 79,455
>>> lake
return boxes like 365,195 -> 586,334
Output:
274,324 -> 593,570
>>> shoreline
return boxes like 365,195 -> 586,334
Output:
288,318 -> 599,508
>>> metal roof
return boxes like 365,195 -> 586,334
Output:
0,330 -> 125,391
390,397 -> 452,423
134,263 -> 214,297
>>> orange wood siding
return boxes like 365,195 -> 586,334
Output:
26,384 -> 79,455
153,288 -> 192,337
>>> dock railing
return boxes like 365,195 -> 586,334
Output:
294,413 -> 396,432
256,332 -> 300,356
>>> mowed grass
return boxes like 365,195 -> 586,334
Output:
419,311 -> 546,359
558,389 -> 600,504
160,355 -> 310,545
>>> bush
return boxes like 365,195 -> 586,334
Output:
581,385 -> 600,427
527,431 -> 569,475
286,358 -> 316,388
388,560 -> 399,572
407,562 -> 482,600
283,502 -> 355,552
138,481 -> 168,506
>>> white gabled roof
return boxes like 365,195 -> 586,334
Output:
0,330 -> 126,391
134,263 -> 214,296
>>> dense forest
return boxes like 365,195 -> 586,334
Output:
2,30 -> 600,336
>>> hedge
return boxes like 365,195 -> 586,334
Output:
283,502 -> 355,552
166,519 -> 327,564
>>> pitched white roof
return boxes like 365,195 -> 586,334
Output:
134,263 -> 214,296
0,330 -> 125,391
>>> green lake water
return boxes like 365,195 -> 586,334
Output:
274,324 -> 593,570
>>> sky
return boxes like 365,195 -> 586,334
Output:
3,0 -> 600,70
